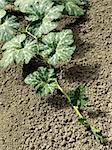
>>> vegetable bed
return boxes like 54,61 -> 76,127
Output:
0,0 -> 112,149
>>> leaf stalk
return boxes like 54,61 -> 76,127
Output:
26,24 -> 37,40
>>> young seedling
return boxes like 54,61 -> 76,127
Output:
0,0 -> 105,143
24,67 -> 105,144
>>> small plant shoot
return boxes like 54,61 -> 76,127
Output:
0,0 -> 105,144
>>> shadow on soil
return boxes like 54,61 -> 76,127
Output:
66,10 -> 96,59
62,64 -> 100,84
87,110 -> 107,118
22,56 -> 47,79
46,94 -> 68,110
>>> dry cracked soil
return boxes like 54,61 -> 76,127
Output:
0,0 -> 112,150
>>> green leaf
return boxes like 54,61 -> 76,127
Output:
74,0 -> 87,5
38,29 -> 76,65
0,0 -> 7,20
24,0 -> 54,21
79,117 -> 90,129
5,0 -> 10,1
0,34 -> 36,68
92,127 -> 106,144
0,9 -> 6,20
14,0 -> 39,13
51,0 -> 61,5
79,117 -> 106,143
52,0 -> 86,5
52,0 -> 85,16
25,0 -> 64,37
79,117 -> 91,129
0,16 -> 20,41
68,84 -> 88,109
0,0 -> 6,9
24,67 -> 58,96
65,0 -> 85,16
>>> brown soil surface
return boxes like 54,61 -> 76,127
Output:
0,0 -> 112,150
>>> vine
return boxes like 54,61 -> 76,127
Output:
0,0 -> 105,143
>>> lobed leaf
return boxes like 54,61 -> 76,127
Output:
24,67 -> 58,96
51,0 -> 62,5
79,117 -> 105,143
24,0 -> 54,21
68,84 -> 88,109
38,29 -> 76,65
25,0 -> 64,37
52,0 -> 86,5
5,0 -> 14,2
65,0 -> 85,16
0,34 -> 36,68
0,16 -> 20,41
0,0 -> 6,9
52,0 -> 85,16
0,9 -> 6,20
0,0 -> 7,20
14,0 -> 39,13
79,117 -> 91,129
91,127 -> 106,144
74,0 -> 87,5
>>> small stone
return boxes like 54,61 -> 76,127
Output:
0,102 -> 3,105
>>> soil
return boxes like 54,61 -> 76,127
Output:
0,0 -> 112,150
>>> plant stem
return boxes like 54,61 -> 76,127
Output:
26,31 -> 37,40
57,83 -> 83,118
25,27 -> 104,143
25,25 -> 52,69
57,83 -> 105,143
26,24 -> 37,40
57,83 -> 70,103
73,106 -> 83,118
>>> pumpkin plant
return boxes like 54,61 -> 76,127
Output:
0,0 -> 105,143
